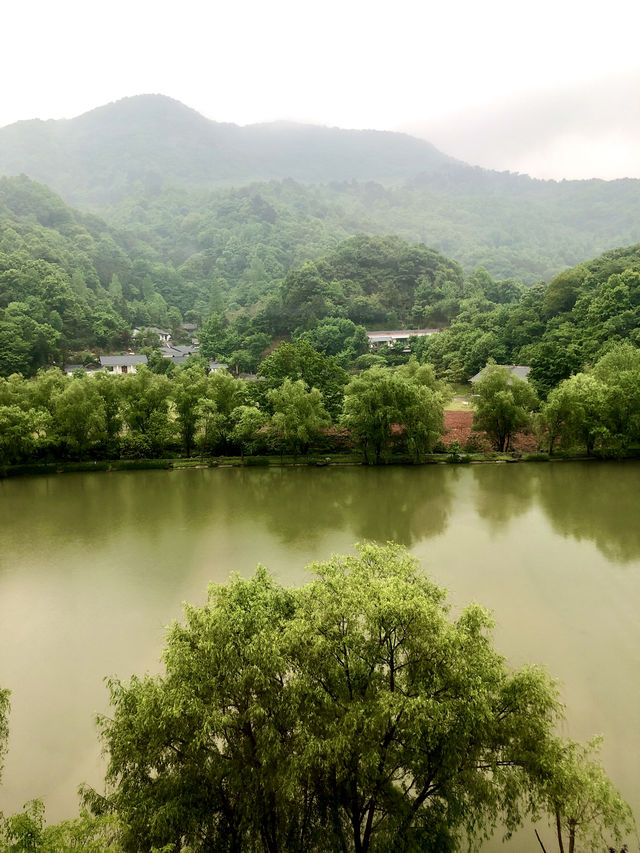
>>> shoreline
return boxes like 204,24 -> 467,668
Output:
3,449 -> 639,479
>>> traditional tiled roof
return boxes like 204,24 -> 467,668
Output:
470,365 -> 531,383
100,355 -> 148,367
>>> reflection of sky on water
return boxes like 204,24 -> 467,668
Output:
0,462 -> 638,844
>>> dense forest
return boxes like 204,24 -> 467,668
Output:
3,95 -> 640,285
2,168 -> 640,399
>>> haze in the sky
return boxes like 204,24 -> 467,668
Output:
5,0 -> 640,180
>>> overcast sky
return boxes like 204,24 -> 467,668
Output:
4,0 -> 640,180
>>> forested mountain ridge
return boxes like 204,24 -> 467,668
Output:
104,175 -> 640,287
0,95 -> 455,206
0,176 -> 193,374
3,95 -> 640,285
2,172 -> 640,400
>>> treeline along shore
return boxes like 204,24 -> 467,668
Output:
2,340 -> 640,474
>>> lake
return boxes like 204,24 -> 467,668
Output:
0,462 -> 638,849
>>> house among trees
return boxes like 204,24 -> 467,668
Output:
161,344 -> 200,364
62,363 -> 100,375
367,329 -> 440,350
133,327 -> 172,345
99,355 -> 148,375
147,327 -> 172,344
470,364 -> 531,385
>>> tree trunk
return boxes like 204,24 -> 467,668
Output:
555,809 -> 565,853
534,828 -> 548,852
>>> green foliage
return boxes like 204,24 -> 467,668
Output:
0,687 -> 8,786
472,366 -> 539,452
295,317 -> 369,365
267,378 -> 330,457
535,737 -> 635,853
90,543 -> 563,852
0,405 -> 46,467
342,366 -> 445,463
171,364 -> 208,455
539,344 -> 640,456
258,340 -> 347,419
119,368 -> 173,457
50,376 -> 107,458
7,98 -> 640,289
542,374 -> 607,456
0,799 -> 125,853
230,405 -> 269,458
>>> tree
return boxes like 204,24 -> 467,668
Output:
267,378 -> 330,458
593,343 -> 640,449
296,318 -> 369,363
92,372 -> 123,454
0,687 -> 8,786
92,543 -> 562,853
0,405 -> 47,467
0,799 -> 124,853
534,737 -> 634,853
258,341 -> 348,419
341,367 -> 445,463
171,364 -> 208,455
50,377 -> 106,459
231,405 -> 269,458
472,366 -> 538,452
539,383 -> 575,455
542,373 -> 608,456
119,367 -> 172,457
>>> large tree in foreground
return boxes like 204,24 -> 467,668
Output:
91,543 -> 565,852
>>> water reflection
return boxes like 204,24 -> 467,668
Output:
471,464 -> 536,531
536,461 -> 640,564
226,466 -> 457,547
0,462 -> 639,829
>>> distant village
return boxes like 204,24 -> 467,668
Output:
63,323 -> 232,377
63,327 -> 448,377
61,325 -> 533,399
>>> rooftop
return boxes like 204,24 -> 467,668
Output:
99,354 -> 148,367
366,329 -> 440,339
470,365 -> 531,383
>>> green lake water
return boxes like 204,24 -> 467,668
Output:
0,462 -> 638,849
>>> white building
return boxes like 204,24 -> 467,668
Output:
99,355 -> 148,375
366,329 -> 440,349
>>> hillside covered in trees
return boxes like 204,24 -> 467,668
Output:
2,95 -> 640,285
2,168 -> 640,397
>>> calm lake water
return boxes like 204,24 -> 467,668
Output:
0,462 -> 639,849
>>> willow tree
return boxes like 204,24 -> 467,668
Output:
90,543 -> 564,853
342,367 -> 445,463
534,737 -> 634,853
0,687 -> 8,786
472,365 -> 538,452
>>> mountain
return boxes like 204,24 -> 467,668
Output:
3,95 -> 640,288
0,95 -> 455,207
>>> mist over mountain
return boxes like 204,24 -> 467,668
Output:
2,94 -> 640,288
0,95 -> 455,206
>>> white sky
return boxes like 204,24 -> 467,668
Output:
4,0 -> 640,180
